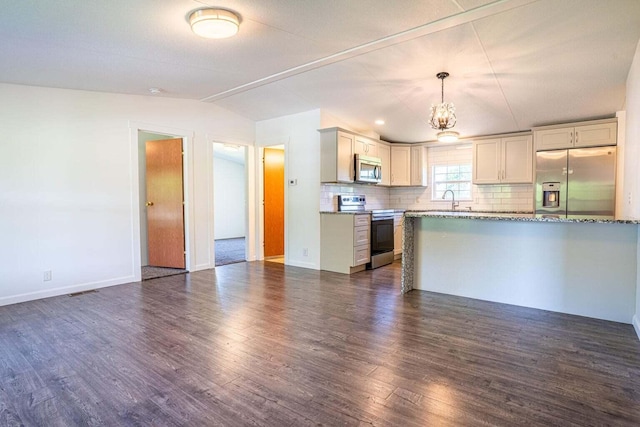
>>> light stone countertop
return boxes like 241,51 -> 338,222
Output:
320,209 -> 405,215
404,210 -> 640,224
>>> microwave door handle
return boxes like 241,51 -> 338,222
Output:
375,165 -> 381,180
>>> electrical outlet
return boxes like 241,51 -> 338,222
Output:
628,192 -> 633,205
303,248 -> 308,257
43,270 -> 52,281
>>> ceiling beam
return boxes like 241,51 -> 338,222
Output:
200,0 -> 541,103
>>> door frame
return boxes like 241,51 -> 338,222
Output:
210,141 -> 253,266
256,137 -> 289,262
130,122 -> 192,281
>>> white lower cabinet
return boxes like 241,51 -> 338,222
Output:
320,213 -> 371,274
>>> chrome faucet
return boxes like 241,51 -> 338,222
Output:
442,189 -> 459,211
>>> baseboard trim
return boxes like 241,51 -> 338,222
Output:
0,275 -> 137,307
192,263 -> 213,272
633,315 -> 640,342
286,260 -> 319,270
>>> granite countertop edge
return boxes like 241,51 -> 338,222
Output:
320,209 -> 406,215
404,210 -> 640,224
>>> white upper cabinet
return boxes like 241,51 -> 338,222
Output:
377,142 -> 391,186
574,122 -> 617,148
320,128 -> 354,183
534,120 -> 617,151
535,128 -> 572,150
502,136 -> 533,183
390,145 -> 411,186
354,135 -> 378,157
390,144 -> 427,187
473,139 -> 501,184
473,135 -> 533,184
410,145 -> 428,186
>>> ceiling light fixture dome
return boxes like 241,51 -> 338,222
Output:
429,72 -> 459,142
189,9 -> 240,39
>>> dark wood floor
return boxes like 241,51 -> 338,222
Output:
1,261 -> 639,426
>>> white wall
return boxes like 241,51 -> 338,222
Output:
624,40 -> 640,337
214,155 -> 246,239
624,42 -> 640,221
256,110 -> 322,269
0,83 -> 254,306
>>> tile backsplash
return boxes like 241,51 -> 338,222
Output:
321,183 -> 533,212
320,183 -> 390,211
388,184 -> 534,212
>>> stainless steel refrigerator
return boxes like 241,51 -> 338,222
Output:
535,146 -> 616,219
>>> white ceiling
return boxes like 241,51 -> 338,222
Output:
1,0 -> 639,142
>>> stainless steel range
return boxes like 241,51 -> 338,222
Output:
337,195 -> 394,270
368,209 -> 395,269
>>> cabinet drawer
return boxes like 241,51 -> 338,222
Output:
353,245 -> 370,266
354,226 -> 370,246
354,214 -> 370,227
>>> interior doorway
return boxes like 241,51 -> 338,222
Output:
263,146 -> 285,263
138,131 -> 187,280
213,143 -> 247,266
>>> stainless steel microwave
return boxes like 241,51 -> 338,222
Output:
355,154 -> 382,184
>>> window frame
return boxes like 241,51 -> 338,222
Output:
431,163 -> 473,201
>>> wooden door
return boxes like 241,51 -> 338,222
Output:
263,148 -> 284,257
146,138 -> 185,268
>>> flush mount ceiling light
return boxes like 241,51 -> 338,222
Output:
429,72 -> 459,143
374,119 -> 385,125
189,8 -> 240,39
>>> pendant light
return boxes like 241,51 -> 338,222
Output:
429,72 -> 459,142
189,9 -> 240,39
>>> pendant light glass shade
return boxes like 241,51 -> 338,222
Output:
436,130 -> 460,143
189,9 -> 240,39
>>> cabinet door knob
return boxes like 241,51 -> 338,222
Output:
146,201 -> 154,207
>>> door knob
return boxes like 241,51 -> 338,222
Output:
146,201 -> 154,207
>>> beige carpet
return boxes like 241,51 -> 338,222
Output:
142,266 -> 187,281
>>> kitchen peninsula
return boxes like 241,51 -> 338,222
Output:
402,211 -> 639,324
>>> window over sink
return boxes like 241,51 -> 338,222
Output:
432,164 -> 472,201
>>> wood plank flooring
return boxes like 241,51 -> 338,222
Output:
1,261 -> 639,426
